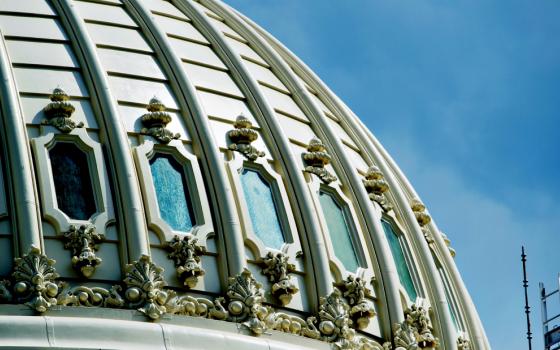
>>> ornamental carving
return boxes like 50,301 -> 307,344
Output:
123,255 -> 169,320
335,276 -> 376,330
303,137 -> 337,183
0,247 -> 60,313
140,97 -> 180,143
440,232 -> 456,257
167,235 -> 206,289
58,283 -> 124,308
225,268 -> 268,335
457,335 -> 471,350
410,199 -> 433,244
386,304 -> 439,350
260,252 -> 299,306
63,224 -> 104,278
363,166 -> 392,211
42,87 -> 84,132
227,114 -> 265,161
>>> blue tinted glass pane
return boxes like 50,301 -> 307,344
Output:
239,169 -> 285,249
318,191 -> 359,271
150,153 -> 195,232
49,143 -> 96,220
382,220 -> 418,301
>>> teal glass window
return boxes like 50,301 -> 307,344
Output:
318,190 -> 359,271
49,142 -> 96,220
438,267 -> 461,331
150,153 -> 195,232
382,220 -> 418,301
239,168 -> 285,249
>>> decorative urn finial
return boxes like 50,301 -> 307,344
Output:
140,96 -> 180,143
227,114 -> 265,160
303,137 -> 337,183
42,87 -> 84,132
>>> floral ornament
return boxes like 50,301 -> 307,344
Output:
63,224 -> 104,278
335,276 -> 376,330
225,268 -> 268,335
303,137 -> 337,183
140,97 -> 180,143
166,235 -> 206,289
388,304 -> 439,349
11,246 -> 60,313
227,114 -> 265,161
410,199 -> 434,244
123,255 -> 169,320
363,165 -> 392,211
42,87 -> 84,132
260,252 -> 299,306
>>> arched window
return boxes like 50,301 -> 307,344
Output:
239,168 -> 285,250
150,153 -> 195,233
437,264 -> 462,331
49,142 -> 96,220
381,220 -> 418,301
318,190 -> 359,271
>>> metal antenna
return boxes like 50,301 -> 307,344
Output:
522,246 -> 533,350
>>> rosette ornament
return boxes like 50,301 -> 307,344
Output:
140,97 -> 180,143
303,137 -> 337,184
167,235 -> 206,289
42,87 -> 84,132
63,224 -> 104,278
260,252 -> 299,306
227,114 -> 265,161
363,165 -> 392,211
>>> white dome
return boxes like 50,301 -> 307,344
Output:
0,0 -> 488,349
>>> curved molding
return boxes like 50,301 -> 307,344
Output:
134,139 -> 214,245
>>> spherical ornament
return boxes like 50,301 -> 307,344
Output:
14,282 -> 28,294
78,291 -> 89,303
319,321 -> 335,335
125,287 -> 141,302
44,282 -> 58,297
228,300 -> 244,315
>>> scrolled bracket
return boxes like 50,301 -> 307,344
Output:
166,235 -> 206,289
335,276 -> 376,330
140,97 -> 180,143
227,114 -> 265,161
259,252 -> 299,306
42,87 -> 84,133
123,255 -> 169,320
363,165 -> 392,212
303,137 -> 337,184
63,224 -> 104,278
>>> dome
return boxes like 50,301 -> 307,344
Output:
0,1 -> 488,349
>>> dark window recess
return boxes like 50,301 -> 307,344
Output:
49,142 -> 97,220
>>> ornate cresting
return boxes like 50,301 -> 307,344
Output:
227,114 -> 265,160
303,137 -> 337,183
440,232 -> 456,257
385,304 -> 439,350
0,247 -> 60,313
42,87 -> 84,132
140,97 -> 180,143
123,255 -> 169,320
62,224 -> 104,278
335,276 -> 376,330
166,235 -> 206,288
260,252 -> 299,306
410,199 -> 433,244
363,166 -> 392,212
224,268 -> 268,335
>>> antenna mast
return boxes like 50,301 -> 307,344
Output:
522,246 -> 533,350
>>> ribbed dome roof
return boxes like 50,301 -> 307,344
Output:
0,1 -> 488,349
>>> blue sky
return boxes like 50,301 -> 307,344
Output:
225,1 -> 560,348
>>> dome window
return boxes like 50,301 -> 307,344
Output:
49,142 -> 97,220
318,190 -> 360,271
149,152 -> 195,233
381,220 -> 418,301
239,168 -> 285,250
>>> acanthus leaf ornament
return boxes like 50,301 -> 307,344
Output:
335,276 -> 376,330
12,246 -> 60,313
457,335 -> 471,350
363,165 -> 392,211
166,235 -> 206,289
123,255 -> 168,320
227,114 -> 265,161
260,252 -> 299,306
388,304 -> 439,350
140,97 -> 180,143
303,137 -> 337,184
225,268 -> 268,335
410,199 -> 434,244
42,87 -> 84,132
63,224 -> 104,278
